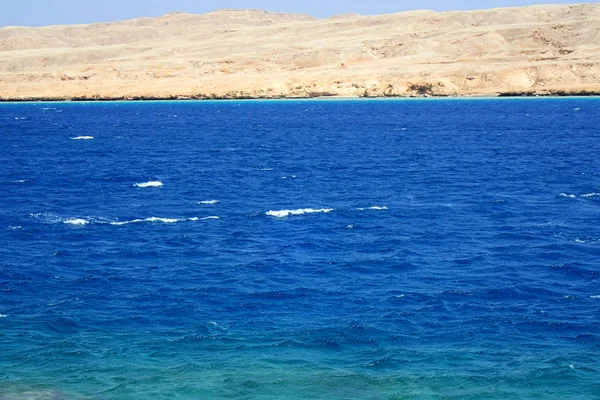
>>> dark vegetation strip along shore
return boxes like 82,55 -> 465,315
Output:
2,90 -> 600,102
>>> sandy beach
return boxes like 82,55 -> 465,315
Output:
1,3 -> 599,100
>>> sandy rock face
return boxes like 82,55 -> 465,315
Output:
1,4 -> 599,100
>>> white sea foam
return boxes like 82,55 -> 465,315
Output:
70,136 -> 94,140
266,208 -> 333,218
582,193 -> 600,198
8,226 -> 21,230
30,213 -> 63,224
111,217 -> 178,225
133,181 -> 163,188
64,218 -> 89,226
0,314 -> 7,318
559,193 -> 576,198
12,179 -> 28,183
110,216 -> 217,226
188,217 -> 219,221
197,200 -> 220,205
590,296 -> 600,299
357,206 -> 389,211
281,175 -> 297,179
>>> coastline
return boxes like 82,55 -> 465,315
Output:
2,89 -> 600,102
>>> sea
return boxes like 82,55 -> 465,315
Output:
0,98 -> 599,399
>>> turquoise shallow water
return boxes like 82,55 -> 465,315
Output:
1,99 -> 599,399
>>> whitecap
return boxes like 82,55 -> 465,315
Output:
8,226 -> 22,230
582,193 -> 600,198
266,208 -> 333,218
110,216 -> 216,226
133,181 -> 163,188
64,218 -> 89,226
357,206 -> 388,211
0,314 -> 7,318
590,296 -> 600,299
281,175 -> 297,179
30,213 -> 63,224
111,217 -> 178,225
559,193 -> 576,198
12,179 -> 28,183
70,136 -> 94,140
197,200 -> 220,205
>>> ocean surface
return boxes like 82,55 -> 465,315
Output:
1,98 -> 599,400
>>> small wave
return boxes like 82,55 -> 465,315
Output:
197,200 -> 220,205
110,216 -> 217,226
12,179 -> 28,183
281,175 -> 298,179
559,193 -> 576,198
574,237 -> 598,244
30,213 -> 64,224
64,218 -> 89,226
591,296 -> 600,299
111,217 -> 178,225
8,226 -> 22,230
133,181 -> 163,188
582,193 -> 600,198
358,206 -> 388,211
70,136 -> 94,140
266,208 -> 333,218
31,213 -> 217,227
14,117 -> 26,120
0,314 -> 7,318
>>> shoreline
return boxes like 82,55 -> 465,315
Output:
2,90 -> 600,103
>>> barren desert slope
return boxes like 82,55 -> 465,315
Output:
1,3 -> 600,100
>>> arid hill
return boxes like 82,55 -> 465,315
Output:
1,4 -> 599,100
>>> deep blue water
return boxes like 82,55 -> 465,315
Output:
1,99 -> 599,399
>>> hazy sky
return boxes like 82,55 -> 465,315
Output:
1,0 -> 588,27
